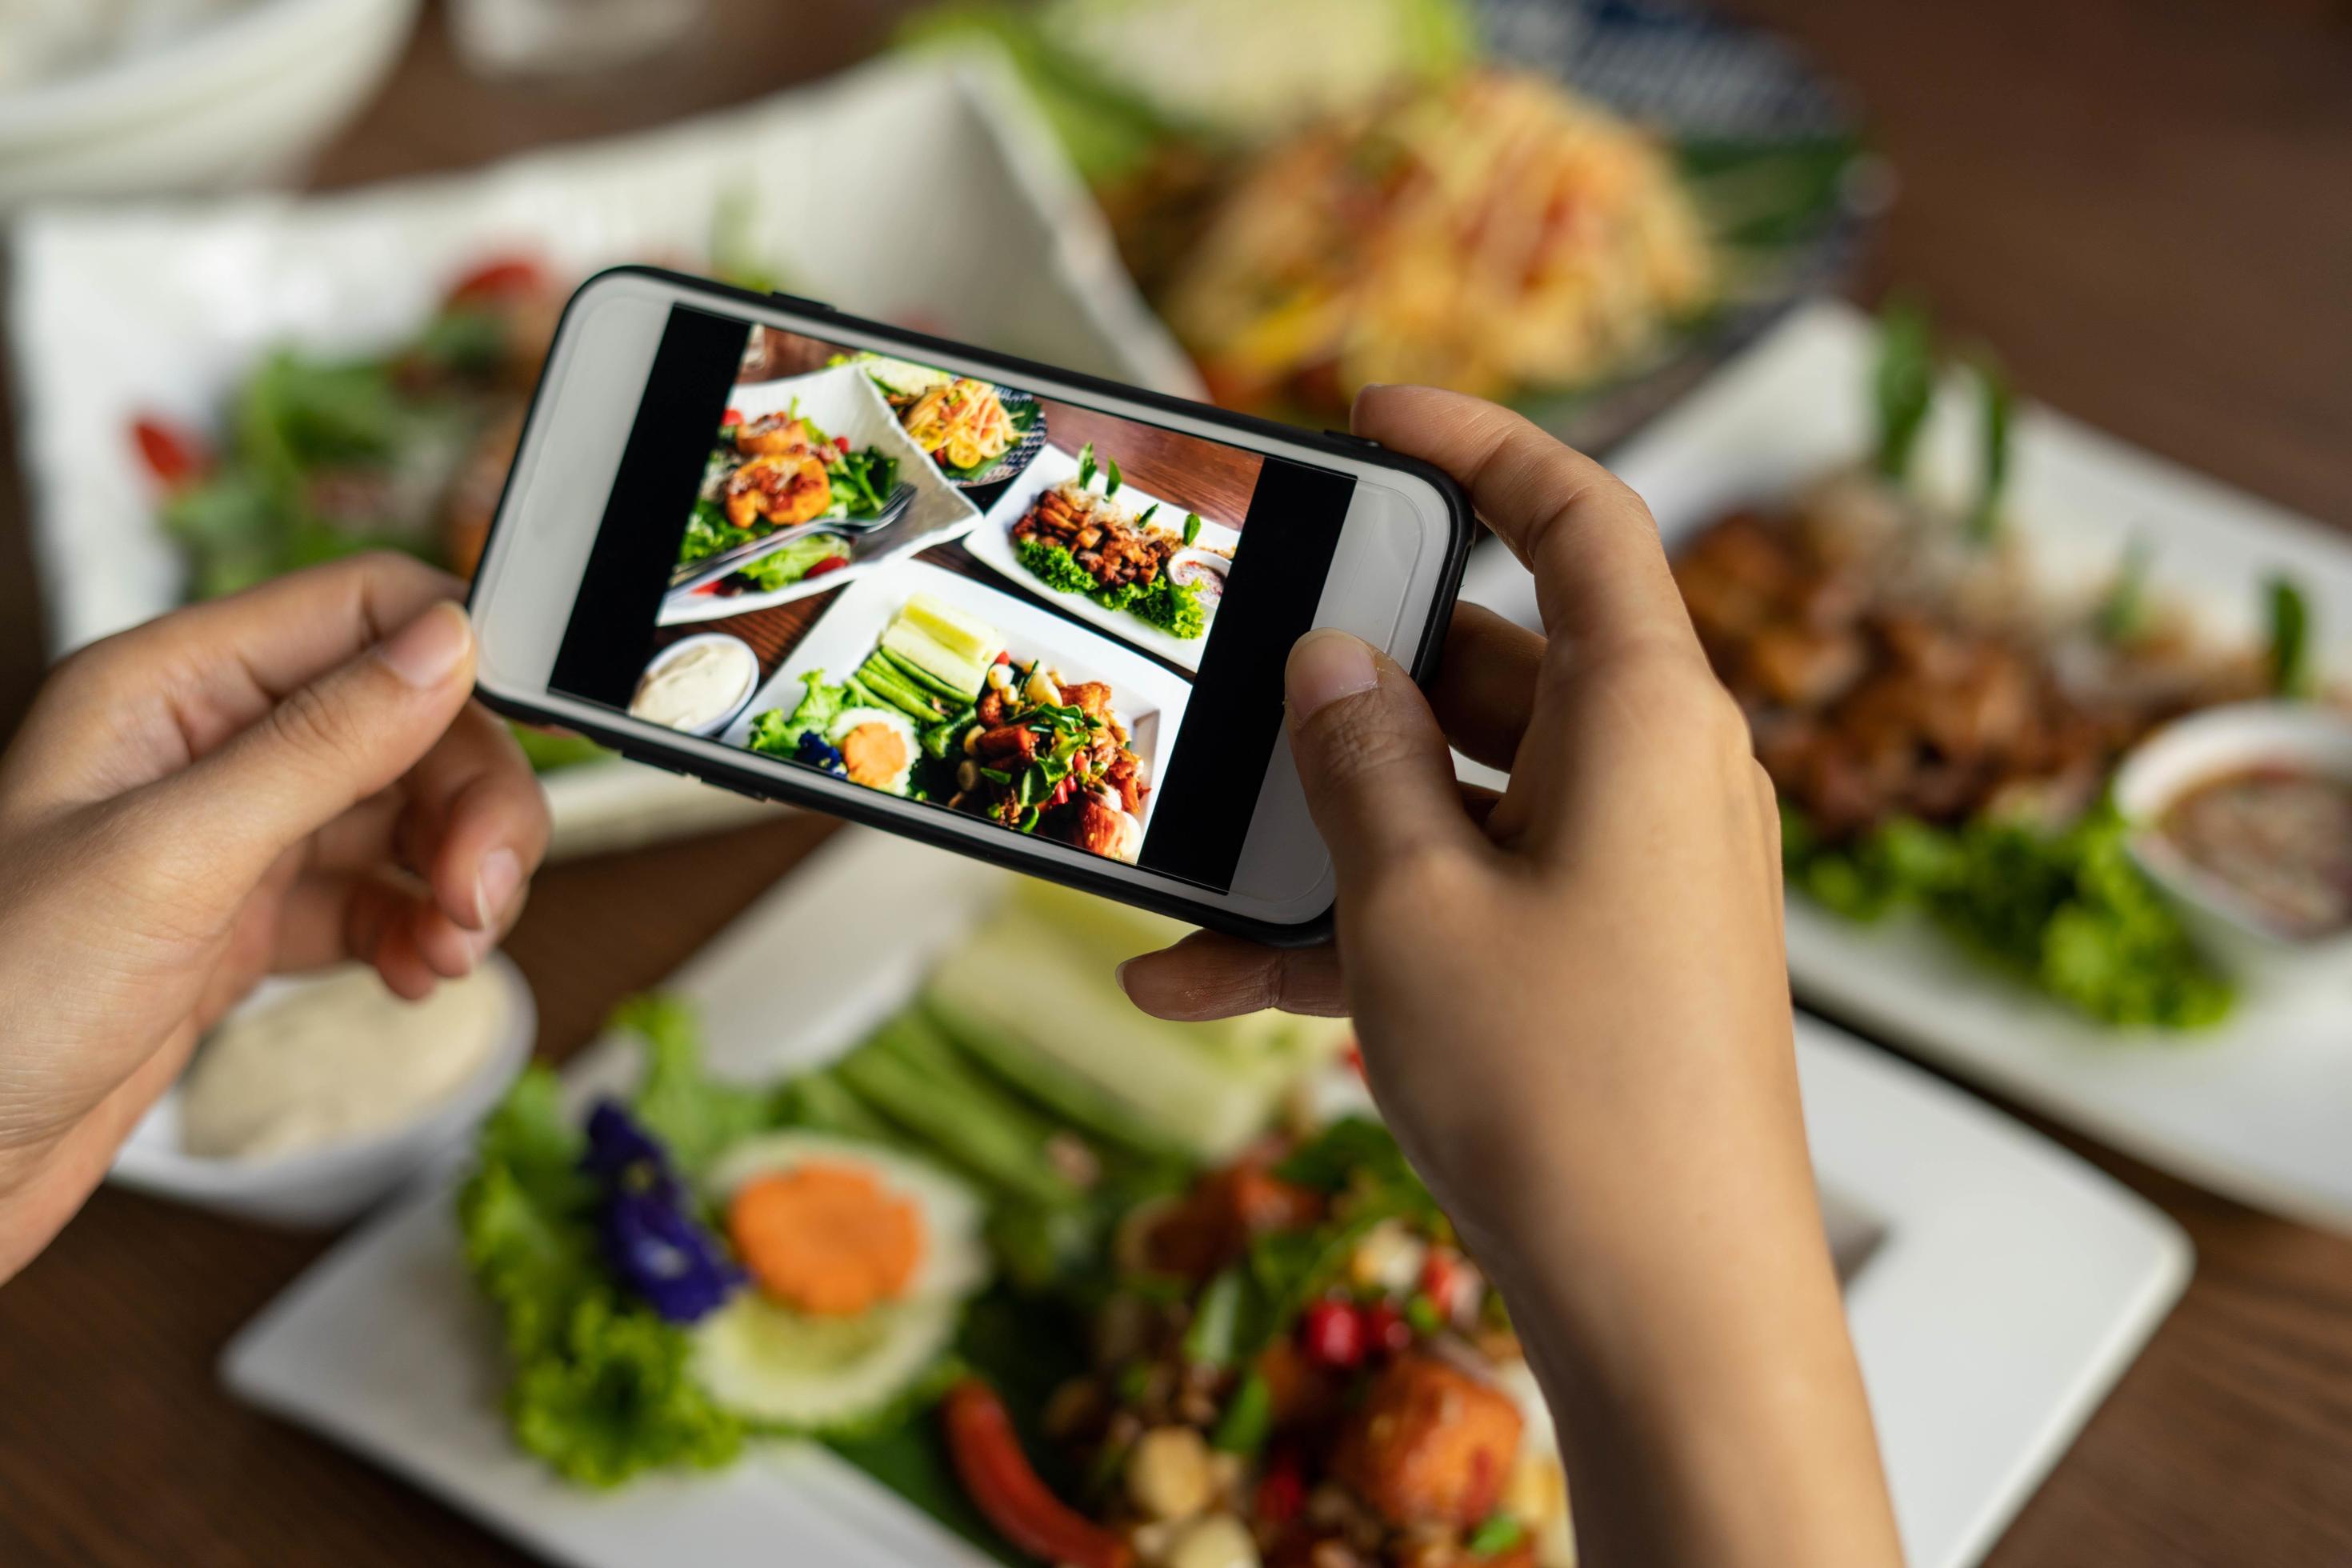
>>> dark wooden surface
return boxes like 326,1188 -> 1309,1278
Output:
2,2 -> 2350,1564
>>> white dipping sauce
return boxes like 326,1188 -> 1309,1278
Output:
178,965 -> 508,1160
631,639 -> 754,730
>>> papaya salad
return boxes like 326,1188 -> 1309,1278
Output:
859,354 -> 1042,483
458,882 -> 1573,1566
1674,303 -> 2330,1028
744,591 -> 1154,862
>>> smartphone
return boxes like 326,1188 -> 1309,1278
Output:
469,267 -> 1472,944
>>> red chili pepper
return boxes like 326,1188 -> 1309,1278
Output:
834,434 -> 850,452
721,407 -> 746,428
942,1380 -> 1133,1568
1362,1300 -> 1412,1356
131,417 -> 209,490
1300,1298 -> 1366,1369
1421,1250 -> 1469,1319
446,255 -> 546,306
994,650 -> 1013,665
804,555 -> 849,579
1254,1452 -> 1306,1527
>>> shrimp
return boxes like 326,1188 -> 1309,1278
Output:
724,451 -> 832,529
735,413 -> 815,458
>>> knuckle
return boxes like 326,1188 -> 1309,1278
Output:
264,678 -> 369,773
1303,697 -> 1427,786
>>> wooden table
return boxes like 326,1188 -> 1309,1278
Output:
2,2 -> 2349,1562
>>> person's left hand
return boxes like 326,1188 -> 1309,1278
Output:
0,554 -> 548,1278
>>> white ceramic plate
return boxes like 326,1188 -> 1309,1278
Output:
964,442 -> 1241,673
222,827 -> 2186,1568
8,54 -> 1199,856
721,559 -> 1191,842
658,365 -> 982,626
0,0 -> 417,206
1463,298 -> 2352,1232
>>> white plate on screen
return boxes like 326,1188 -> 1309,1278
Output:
222,827 -> 2186,1568
8,55 -> 1198,858
963,442 -> 1241,673
657,365 -> 982,626
1463,299 -> 2352,1232
719,559 -> 1191,841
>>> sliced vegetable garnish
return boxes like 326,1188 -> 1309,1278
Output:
943,1379 -> 1134,1568
1872,294 -> 1935,482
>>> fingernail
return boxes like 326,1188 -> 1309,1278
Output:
1287,629 -> 1380,721
474,846 -> 521,930
378,602 -> 471,689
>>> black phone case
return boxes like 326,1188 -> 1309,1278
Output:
469,265 -> 1478,948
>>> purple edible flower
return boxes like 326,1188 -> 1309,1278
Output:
597,1187 -> 745,1324
578,1098 -> 742,1324
794,730 -> 847,775
583,1099 -> 677,1191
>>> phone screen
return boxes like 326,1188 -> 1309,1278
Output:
546,304 -> 1358,891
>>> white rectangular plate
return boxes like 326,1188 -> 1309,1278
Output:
223,827 -> 2186,1568
964,442 -> 1240,672
8,55 -> 1198,856
658,365 -> 982,626
720,559 -> 1191,842
1462,299 -> 2352,1231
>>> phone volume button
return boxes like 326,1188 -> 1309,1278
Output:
1322,429 -> 1383,450
768,291 -> 836,314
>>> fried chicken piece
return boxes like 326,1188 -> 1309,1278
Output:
1333,1354 -> 1524,1530
734,413 -> 814,458
724,452 -> 831,530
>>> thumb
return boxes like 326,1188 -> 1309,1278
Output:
1285,629 -> 1482,888
140,601 -> 478,886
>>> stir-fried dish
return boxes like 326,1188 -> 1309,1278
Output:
743,591 -> 1152,861
1013,444 -> 1212,641
1674,305 -> 2330,1027
1002,1126 -> 1571,1568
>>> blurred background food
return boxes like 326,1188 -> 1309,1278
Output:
910,0 -> 1869,443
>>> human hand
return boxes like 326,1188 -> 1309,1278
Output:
1120,387 -> 1899,1566
0,554 -> 548,1278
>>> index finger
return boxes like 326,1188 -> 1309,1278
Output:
1352,386 -> 1698,662
107,552 -> 466,757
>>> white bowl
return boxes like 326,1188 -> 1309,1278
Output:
630,631 -> 762,738
109,954 -> 536,1227
0,0 -> 418,206
2113,700 -> 2352,993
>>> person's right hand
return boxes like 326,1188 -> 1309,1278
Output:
1121,386 -> 1902,1567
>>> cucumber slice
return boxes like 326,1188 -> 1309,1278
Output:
879,619 -> 989,698
900,592 -> 1002,667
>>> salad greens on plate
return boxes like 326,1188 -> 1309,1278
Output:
454,882 -> 1574,1566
